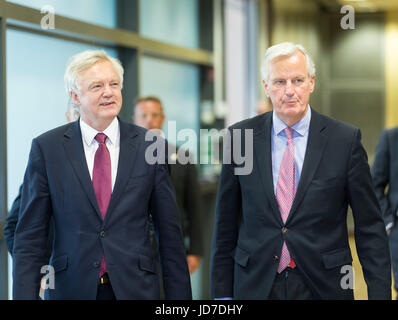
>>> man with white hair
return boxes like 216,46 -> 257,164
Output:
210,42 -> 391,299
12,50 -> 191,300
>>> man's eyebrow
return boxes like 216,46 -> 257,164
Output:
89,80 -> 103,87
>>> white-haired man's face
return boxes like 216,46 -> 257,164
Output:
71,60 -> 122,131
263,51 -> 314,127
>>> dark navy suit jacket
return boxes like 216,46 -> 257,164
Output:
210,109 -> 391,300
12,118 -> 192,300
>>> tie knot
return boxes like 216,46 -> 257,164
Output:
284,127 -> 294,141
95,133 -> 107,144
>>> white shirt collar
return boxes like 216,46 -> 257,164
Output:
80,117 -> 119,147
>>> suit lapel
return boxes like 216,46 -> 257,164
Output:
254,113 -> 283,224
286,109 -> 328,224
63,120 -> 102,219
104,120 -> 140,223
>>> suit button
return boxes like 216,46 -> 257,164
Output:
282,227 -> 288,234
93,261 -> 100,268
100,231 -> 106,238
273,255 -> 279,261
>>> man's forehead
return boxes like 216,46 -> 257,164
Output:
271,51 -> 305,64
137,101 -> 163,111
268,56 -> 308,78
79,61 -> 118,80
269,69 -> 307,80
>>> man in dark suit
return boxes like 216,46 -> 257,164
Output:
133,96 -> 203,275
371,127 -> 398,297
12,50 -> 191,300
210,42 -> 391,300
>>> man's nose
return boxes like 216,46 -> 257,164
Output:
103,84 -> 113,96
285,81 -> 295,96
145,117 -> 154,129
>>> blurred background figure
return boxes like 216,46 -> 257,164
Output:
133,96 -> 203,275
4,98 -> 80,257
371,127 -> 398,299
4,98 -> 80,299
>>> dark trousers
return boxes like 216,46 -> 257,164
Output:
268,267 -> 314,300
96,283 -> 116,300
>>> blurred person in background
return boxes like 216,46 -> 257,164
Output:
4,98 -> 79,257
371,127 -> 398,299
133,96 -> 203,275
4,99 -> 80,299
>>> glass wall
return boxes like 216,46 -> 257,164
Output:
140,56 -> 200,160
139,0 -> 199,49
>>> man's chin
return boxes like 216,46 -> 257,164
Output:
100,106 -> 121,117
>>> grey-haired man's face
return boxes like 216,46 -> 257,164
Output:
263,52 -> 314,126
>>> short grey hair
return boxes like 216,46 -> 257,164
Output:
64,50 -> 124,94
261,42 -> 316,82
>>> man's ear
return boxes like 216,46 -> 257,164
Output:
262,79 -> 270,98
70,91 -> 80,107
309,75 -> 315,93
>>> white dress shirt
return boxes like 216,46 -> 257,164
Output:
79,117 -> 120,191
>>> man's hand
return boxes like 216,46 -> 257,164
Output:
386,223 -> 393,236
187,255 -> 202,275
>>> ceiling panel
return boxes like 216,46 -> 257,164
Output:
333,0 -> 398,12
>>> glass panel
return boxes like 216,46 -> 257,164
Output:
7,0 -> 117,28
6,29 -> 118,298
140,56 -> 200,160
139,0 -> 199,49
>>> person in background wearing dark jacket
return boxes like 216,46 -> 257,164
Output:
4,98 -> 80,256
371,127 -> 398,298
133,96 -> 203,275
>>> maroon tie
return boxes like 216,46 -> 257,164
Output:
93,133 -> 111,277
